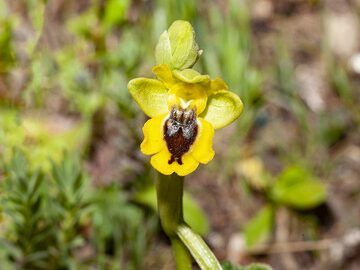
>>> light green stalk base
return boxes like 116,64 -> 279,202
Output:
156,173 -> 222,270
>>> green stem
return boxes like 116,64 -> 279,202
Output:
156,173 -> 184,236
156,173 -> 192,269
177,225 -> 222,270
156,173 -> 222,270
171,238 -> 193,270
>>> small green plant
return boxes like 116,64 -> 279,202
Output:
0,149 -> 154,269
241,164 -> 327,248
91,183 -> 149,270
0,150 -> 92,269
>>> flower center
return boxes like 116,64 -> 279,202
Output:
163,107 -> 198,165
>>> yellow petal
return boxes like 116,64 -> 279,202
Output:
209,77 -> 228,94
169,83 -> 208,114
128,78 -> 169,118
152,64 -> 175,88
201,90 -> 243,129
191,118 -> 215,164
140,114 -> 167,155
151,149 -> 174,175
172,69 -> 210,84
171,152 -> 199,176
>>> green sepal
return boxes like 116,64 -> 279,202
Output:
155,31 -> 172,67
201,90 -> 243,129
127,78 -> 169,118
155,20 -> 200,70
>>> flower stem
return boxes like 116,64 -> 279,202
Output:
171,238 -> 193,270
156,173 -> 192,269
156,173 -> 222,270
156,173 -> 184,236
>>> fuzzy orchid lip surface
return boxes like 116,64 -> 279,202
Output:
128,20 -> 243,176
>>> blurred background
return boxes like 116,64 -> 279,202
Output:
0,0 -> 359,269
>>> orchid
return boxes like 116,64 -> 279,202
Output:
127,20 -> 244,270
128,21 -> 243,176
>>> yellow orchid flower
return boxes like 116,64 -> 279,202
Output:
128,64 -> 243,176
127,20 -> 243,176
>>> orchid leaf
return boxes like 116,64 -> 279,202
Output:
244,205 -> 274,248
270,166 -> 327,209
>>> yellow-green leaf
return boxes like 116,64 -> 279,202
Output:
201,90 -> 243,129
244,205 -> 274,248
127,78 -> 169,118
270,166 -> 327,209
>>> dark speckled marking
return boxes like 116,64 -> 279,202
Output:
164,107 -> 198,165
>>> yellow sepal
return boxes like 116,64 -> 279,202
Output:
155,20 -> 200,70
128,78 -> 169,118
201,90 -> 243,129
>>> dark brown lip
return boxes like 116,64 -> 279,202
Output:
163,107 -> 198,165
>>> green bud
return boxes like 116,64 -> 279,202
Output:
155,20 -> 200,70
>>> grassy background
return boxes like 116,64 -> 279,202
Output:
0,0 -> 359,269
